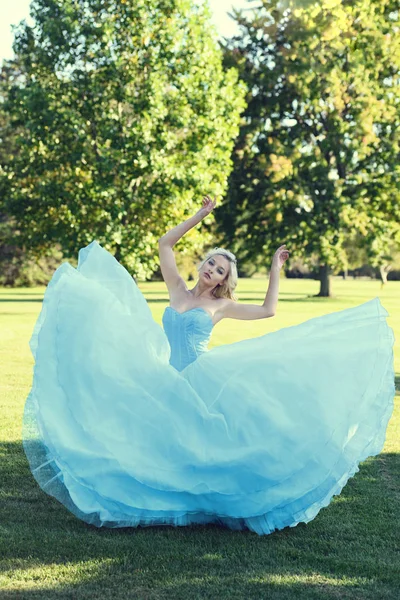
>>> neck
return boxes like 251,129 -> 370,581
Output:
190,280 -> 215,299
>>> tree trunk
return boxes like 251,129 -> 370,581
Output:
114,244 -> 122,263
317,264 -> 331,297
379,264 -> 392,286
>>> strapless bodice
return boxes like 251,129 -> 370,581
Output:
162,306 -> 213,371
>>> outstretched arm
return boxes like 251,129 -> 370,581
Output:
158,196 -> 216,292
221,245 -> 289,320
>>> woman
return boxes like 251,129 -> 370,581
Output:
23,196 -> 395,536
159,195 -> 289,371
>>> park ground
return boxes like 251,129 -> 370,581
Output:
0,276 -> 399,599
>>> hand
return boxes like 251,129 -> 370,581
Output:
197,195 -> 216,217
271,244 -> 290,270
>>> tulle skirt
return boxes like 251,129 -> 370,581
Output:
23,241 -> 396,535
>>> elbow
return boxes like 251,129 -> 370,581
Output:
262,305 -> 275,318
158,235 -> 174,247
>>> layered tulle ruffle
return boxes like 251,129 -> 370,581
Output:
23,241 -> 396,535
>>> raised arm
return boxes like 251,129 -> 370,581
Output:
222,245 -> 289,320
158,196 -> 216,293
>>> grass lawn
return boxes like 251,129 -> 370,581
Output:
0,276 -> 399,599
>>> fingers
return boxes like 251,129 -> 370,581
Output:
276,245 -> 289,253
202,195 -> 217,210
278,244 -> 290,262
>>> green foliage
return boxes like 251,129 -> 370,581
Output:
2,0 -> 246,279
218,0 -> 400,294
0,59 -> 36,286
0,219 -> 64,287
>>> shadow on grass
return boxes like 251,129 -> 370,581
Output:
0,298 -> 44,303
2,295 -> 317,305
0,292 -> 385,308
140,296 -> 348,306
1,429 -> 399,600
141,290 -> 313,296
0,292 -> 46,296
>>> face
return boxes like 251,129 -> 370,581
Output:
200,254 -> 230,288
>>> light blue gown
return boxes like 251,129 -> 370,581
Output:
23,240 -> 396,535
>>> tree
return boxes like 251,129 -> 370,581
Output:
3,0 -> 246,279
0,59 -> 30,285
217,0 -> 400,295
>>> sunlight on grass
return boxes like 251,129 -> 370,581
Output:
0,558 -> 117,590
248,572 -> 370,586
1,278 -> 399,599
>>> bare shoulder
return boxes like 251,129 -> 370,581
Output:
214,298 -> 235,323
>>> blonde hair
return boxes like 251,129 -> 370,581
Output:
197,247 -> 238,300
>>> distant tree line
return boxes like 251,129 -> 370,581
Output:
0,0 -> 399,295
217,0 -> 400,295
